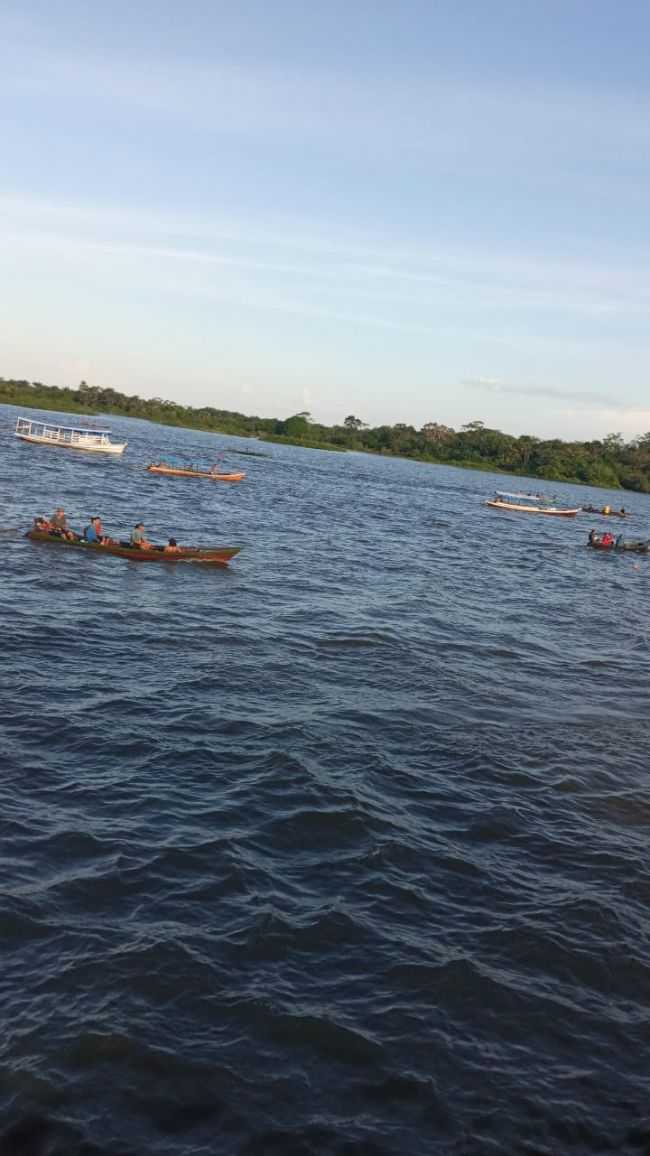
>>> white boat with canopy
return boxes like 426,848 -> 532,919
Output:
486,490 -> 580,517
15,417 -> 127,455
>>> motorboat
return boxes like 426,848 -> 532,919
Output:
486,491 -> 580,516
15,417 -> 126,454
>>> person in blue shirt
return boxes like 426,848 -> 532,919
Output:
84,516 -> 107,544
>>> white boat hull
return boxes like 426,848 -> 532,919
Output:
486,500 -> 579,516
16,433 -> 126,454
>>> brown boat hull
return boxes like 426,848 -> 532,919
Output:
26,531 -> 240,565
588,538 -> 649,554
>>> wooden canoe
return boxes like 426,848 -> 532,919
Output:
588,536 -> 649,554
147,464 -> 245,481
26,530 -> 240,565
581,506 -> 629,518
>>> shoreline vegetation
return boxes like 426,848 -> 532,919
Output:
3,376 -> 650,493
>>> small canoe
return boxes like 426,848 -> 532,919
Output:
587,535 -> 649,554
26,530 -> 240,565
582,506 -> 629,518
147,464 -> 245,482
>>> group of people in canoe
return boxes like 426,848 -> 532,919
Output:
588,529 -> 617,548
33,507 -> 181,552
152,461 -> 223,471
587,528 -> 650,552
582,504 -> 628,517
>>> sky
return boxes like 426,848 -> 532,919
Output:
2,0 -> 650,440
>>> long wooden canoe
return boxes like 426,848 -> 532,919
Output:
582,506 -> 629,518
26,530 -> 240,565
147,464 -> 245,481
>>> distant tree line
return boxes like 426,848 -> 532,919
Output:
2,376 -> 650,492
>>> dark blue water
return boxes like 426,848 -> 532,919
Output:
2,403 -> 649,1156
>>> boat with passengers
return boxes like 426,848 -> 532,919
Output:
15,416 -> 127,454
581,504 -> 629,518
486,491 -> 581,516
587,530 -> 649,554
26,527 -> 240,565
147,461 -> 245,481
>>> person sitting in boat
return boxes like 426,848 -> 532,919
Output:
620,507 -> 626,516
164,537 -> 180,553
50,507 -> 76,540
601,531 -> 615,547
33,515 -> 52,532
588,529 -> 598,545
84,516 -> 108,545
130,522 -> 153,549
602,505 -> 611,515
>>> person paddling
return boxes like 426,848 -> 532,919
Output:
130,522 -> 153,549
51,507 -> 75,540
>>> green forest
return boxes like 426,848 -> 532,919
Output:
3,375 -> 650,492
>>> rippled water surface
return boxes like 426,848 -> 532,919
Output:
1,404 -> 649,1155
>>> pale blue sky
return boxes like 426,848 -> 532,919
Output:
2,0 -> 650,438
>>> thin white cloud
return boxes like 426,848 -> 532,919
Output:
3,195 -> 650,323
462,376 -> 648,414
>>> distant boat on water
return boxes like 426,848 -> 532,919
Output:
147,462 -> 245,481
588,531 -> 649,553
582,504 -> 629,518
486,490 -> 580,517
15,416 -> 127,455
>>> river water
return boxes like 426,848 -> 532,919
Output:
1,404 -> 649,1155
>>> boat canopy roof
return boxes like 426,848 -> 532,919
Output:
17,417 -> 112,434
495,491 -> 543,501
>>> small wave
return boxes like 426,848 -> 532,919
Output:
315,633 -> 395,649
235,1000 -> 385,1067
